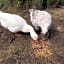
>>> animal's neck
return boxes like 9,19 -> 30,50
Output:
27,25 -> 34,33
22,24 -> 34,33
26,25 -> 37,40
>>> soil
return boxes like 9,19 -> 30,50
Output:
0,7 -> 64,64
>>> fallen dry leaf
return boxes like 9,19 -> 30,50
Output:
32,40 -> 53,58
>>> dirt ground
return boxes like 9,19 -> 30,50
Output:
0,7 -> 64,64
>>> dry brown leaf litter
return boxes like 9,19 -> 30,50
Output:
32,40 -> 53,57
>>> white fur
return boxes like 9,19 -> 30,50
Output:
29,9 -> 52,35
0,11 -> 38,40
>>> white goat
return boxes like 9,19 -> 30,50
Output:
0,11 -> 38,41
29,9 -> 52,36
